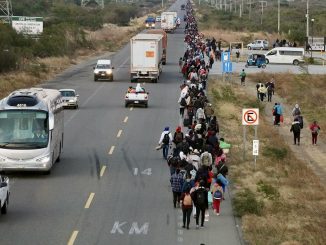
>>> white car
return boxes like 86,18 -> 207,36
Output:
125,86 -> 149,108
93,59 -> 114,81
247,40 -> 269,50
59,89 -> 79,109
0,175 -> 9,215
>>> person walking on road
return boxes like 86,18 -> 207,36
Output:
158,127 -> 173,160
191,180 -> 208,229
181,188 -> 193,229
170,169 -> 184,208
258,84 -> 267,102
211,179 -> 224,215
267,83 -> 273,102
310,121 -> 321,145
240,69 -> 246,86
235,49 -> 240,63
292,104 -> 301,119
290,118 -> 301,145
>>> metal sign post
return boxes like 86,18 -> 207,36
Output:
242,108 -> 259,166
253,140 -> 259,170
221,52 -> 232,83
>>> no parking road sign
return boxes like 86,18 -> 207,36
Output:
242,108 -> 259,126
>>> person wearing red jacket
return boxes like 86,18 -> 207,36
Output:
310,121 -> 321,145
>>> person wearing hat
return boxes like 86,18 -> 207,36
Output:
158,127 -> 173,160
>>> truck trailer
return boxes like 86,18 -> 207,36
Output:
161,12 -> 177,33
130,33 -> 163,83
145,29 -> 167,65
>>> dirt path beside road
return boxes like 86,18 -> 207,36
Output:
224,76 -> 326,185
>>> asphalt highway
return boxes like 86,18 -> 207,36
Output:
0,1 -> 242,244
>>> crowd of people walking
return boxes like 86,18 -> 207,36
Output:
157,1 -> 231,230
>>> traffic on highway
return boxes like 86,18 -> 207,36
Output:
0,0 -> 325,244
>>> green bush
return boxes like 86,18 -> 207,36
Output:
263,146 -> 288,160
233,188 -> 264,217
257,180 -> 280,200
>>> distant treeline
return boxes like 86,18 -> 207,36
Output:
0,2 -> 147,72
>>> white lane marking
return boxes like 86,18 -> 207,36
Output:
67,230 -> 79,245
117,130 -> 123,138
108,146 -> 115,155
178,222 -> 183,227
178,237 -> 183,242
134,168 -> 138,176
128,222 -> 149,235
129,107 -> 133,111
111,221 -> 127,234
84,192 -> 95,209
123,116 -> 128,123
100,165 -> 106,177
178,229 -> 183,235
64,57 -> 129,126
141,168 -> 152,175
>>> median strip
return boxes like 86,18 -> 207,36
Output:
108,146 -> 115,155
84,193 -> 95,209
67,230 -> 79,245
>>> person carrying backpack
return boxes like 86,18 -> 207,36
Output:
158,127 -> 173,160
292,104 -> 301,119
211,179 -> 224,215
200,150 -> 212,167
290,118 -> 301,145
181,189 -> 193,229
191,180 -> 208,229
173,126 -> 184,145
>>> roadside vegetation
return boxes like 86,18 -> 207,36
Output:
0,1 -> 163,97
195,0 -> 326,47
208,79 -> 326,244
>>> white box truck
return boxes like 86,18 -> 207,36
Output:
161,12 -> 177,33
130,33 -> 163,83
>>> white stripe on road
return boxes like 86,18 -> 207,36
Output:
67,231 -> 79,245
123,116 -> 128,123
100,165 -> 106,177
84,193 -> 95,209
117,130 -> 123,138
108,146 -> 115,155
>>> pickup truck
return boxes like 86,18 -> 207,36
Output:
0,175 -> 9,215
125,86 -> 149,108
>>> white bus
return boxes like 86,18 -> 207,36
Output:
0,88 -> 64,174
265,47 -> 305,65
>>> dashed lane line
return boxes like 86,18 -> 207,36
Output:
123,116 -> 128,123
100,165 -> 106,177
84,193 -> 95,209
117,130 -> 123,138
67,230 -> 79,245
108,146 -> 115,155
129,107 -> 133,111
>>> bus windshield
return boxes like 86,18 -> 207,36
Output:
0,110 -> 49,149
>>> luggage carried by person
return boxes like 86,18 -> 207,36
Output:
297,115 -> 304,129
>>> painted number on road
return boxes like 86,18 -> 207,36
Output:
134,168 -> 152,176
111,222 -> 149,235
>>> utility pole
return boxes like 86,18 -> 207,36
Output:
277,0 -> 280,35
230,0 -> 232,12
259,1 -> 267,25
306,0 -> 309,37
220,0 -> 223,10
247,0 -> 253,20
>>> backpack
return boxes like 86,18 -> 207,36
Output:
213,189 -> 222,199
180,97 -> 187,107
292,123 -> 301,133
183,194 -> 192,206
201,152 -> 210,166
293,107 -> 300,116
297,116 -> 303,129
196,189 -> 206,207
175,132 -> 183,143
163,133 -> 170,145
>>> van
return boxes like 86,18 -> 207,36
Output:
93,59 -> 114,81
265,47 -> 304,65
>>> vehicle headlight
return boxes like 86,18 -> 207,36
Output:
146,23 -> 149,27
36,155 -> 51,163
106,70 -> 112,74
69,99 -> 75,102
94,71 -> 99,74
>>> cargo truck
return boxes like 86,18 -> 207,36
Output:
161,12 -> 177,33
145,29 -> 167,65
130,34 -> 163,83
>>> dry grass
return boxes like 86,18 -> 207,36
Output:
248,73 -> 326,141
209,79 -> 326,245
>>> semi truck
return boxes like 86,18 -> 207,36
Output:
145,29 -> 167,65
130,33 -> 163,83
161,12 -> 177,33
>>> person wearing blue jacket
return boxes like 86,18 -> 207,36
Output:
273,103 -> 283,126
